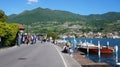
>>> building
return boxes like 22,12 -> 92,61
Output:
18,24 -> 25,33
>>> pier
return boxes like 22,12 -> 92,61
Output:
57,42 -> 111,67
73,51 -> 110,67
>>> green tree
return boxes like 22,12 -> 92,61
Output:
4,23 -> 19,46
0,10 -> 7,22
0,22 -> 19,47
47,32 -> 58,40
0,10 -> 19,47
0,22 -> 7,37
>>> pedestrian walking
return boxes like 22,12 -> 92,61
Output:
17,33 -> 22,46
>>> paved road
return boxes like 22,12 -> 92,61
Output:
0,41 -> 65,67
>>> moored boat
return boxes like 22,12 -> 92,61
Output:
91,46 -> 114,54
78,42 -> 114,54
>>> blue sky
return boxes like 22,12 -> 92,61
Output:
0,0 -> 120,15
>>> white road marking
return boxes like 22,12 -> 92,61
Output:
53,45 -> 68,67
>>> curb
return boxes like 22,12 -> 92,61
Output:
54,44 -> 68,67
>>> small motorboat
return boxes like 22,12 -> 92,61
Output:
78,42 -> 114,54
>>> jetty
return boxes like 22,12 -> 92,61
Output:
73,51 -> 110,67
57,42 -> 111,67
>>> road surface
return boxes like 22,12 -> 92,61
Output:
0,41 -> 65,67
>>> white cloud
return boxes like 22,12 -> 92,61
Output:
27,0 -> 39,4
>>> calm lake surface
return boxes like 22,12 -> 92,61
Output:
63,38 -> 120,67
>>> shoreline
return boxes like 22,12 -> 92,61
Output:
73,51 -> 110,67
56,43 -> 110,67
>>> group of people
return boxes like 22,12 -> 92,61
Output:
17,33 -> 37,46
62,42 -> 74,57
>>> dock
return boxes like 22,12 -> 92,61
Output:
73,51 -> 110,67
57,43 -> 111,67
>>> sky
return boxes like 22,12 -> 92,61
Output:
0,0 -> 120,16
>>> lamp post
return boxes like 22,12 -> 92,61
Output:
27,23 -> 29,35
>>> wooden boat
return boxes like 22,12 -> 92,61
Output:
78,42 -> 114,54
91,46 -> 113,54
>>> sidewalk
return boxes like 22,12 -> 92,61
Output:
54,44 -> 81,67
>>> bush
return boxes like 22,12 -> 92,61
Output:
0,22 -> 19,47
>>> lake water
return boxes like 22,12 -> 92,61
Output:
62,38 -> 120,67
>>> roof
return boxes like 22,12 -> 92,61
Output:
18,24 -> 25,30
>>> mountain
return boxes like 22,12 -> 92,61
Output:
7,7 -> 120,34
84,12 -> 120,32
86,12 -> 120,21
8,7 -> 84,24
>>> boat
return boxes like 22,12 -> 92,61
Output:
78,42 -> 114,54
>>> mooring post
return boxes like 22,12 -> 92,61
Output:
115,45 -> 118,63
98,41 -> 101,62
90,40 -> 92,44
107,41 -> 109,48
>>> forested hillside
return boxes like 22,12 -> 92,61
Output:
8,7 -> 84,24
7,7 -> 120,34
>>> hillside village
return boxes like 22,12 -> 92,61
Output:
59,31 -> 120,38
59,23 -> 120,38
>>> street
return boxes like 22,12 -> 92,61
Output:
0,41 -> 65,67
